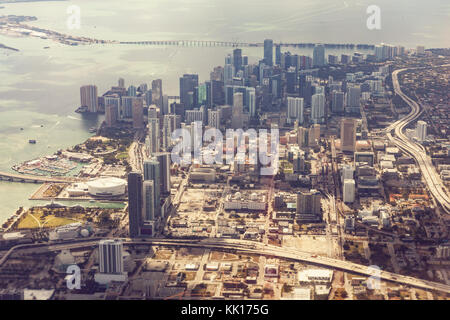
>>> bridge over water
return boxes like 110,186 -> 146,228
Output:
0,171 -> 80,184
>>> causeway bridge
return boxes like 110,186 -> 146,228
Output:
0,171 -> 80,184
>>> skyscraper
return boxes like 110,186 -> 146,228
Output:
105,104 -> 118,127
264,39 -> 273,66
232,92 -> 244,129
180,74 -> 199,109
155,152 -> 171,195
98,239 -> 124,274
331,91 -> 345,113
151,79 -> 163,109
340,118 -> 356,153
147,118 -> 160,155
143,160 -> 161,217
127,172 -> 143,238
296,190 -> 322,220
247,87 -> 256,117
132,98 -> 144,129
311,93 -> 325,123
142,180 -> 155,221
80,85 -> 98,112
346,86 -> 361,114
287,97 -> 304,124
416,120 -> 427,142
313,44 -> 326,67
275,44 -> 281,65
208,109 -> 221,129
233,48 -> 242,73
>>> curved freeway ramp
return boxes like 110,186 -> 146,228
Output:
388,67 -> 450,214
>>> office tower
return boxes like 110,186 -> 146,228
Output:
343,179 -> 356,203
128,172 -> 143,238
299,75 -> 312,107
264,39 -> 273,66
180,74 -> 199,109
98,239 -> 124,274
328,54 -> 338,65
270,74 -> 282,99
155,152 -> 171,195
185,109 -> 204,125
340,119 -> 356,153
341,54 -> 350,64
331,91 -> 345,113
287,97 -> 304,124
80,85 -> 98,112
121,96 -> 140,119
341,164 -> 354,183
416,46 -> 425,55
296,190 -> 321,216
132,98 -> 144,129
416,121 -> 427,142
297,127 -> 308,148
211,80 -> 225,106
196,82 -> 210,108
147,118 -> 160,155
162,94 -> 169,115
118,78 -> 125,88
151,79 -> 163,108
232,92 -> 244,129
144,90 -> 153,107
233,48 -> 242,73
105,104 -> 119,127
148,105 -> 158,119
138,83 -> 148,93
224,55 -> 235,85
162,114 -> 177,148
275,44 -> 281,65
127,85 -> 137,97
143,160 -> 161,217
346,86 -> 361,114
311,93 -> 325,123
247,87 -> 256,117
293,152 -> 305,173
313,44 -> 325,67
286,67 -> 297,94
142,180 -> 155,221
208,109 -> 221,129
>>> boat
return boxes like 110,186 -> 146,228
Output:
28,139 -> 37,144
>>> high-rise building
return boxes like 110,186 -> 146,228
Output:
233,48 -> 242,73
287,97 -> 304,124
346,86 -> 361,114
98,239 -> 124,274
118,78 -> 125,88
155,152 -> 171,195
340,119 -> 356,153
105,104 -> 119,127
232,92 -> 244,129
313,44 -> 325,67
331,91 -> 345,113
247,87 -> 256,117
143,160 -> 161,217
147,118 -> 160,155
127,172 -> 143,238
275,44 -> 281,65
286,67 -> 297,94
127,85 -> 137,97
311,93 -> 325,123
343,179 -> 355,203
416,120 -> 427,142
264,39 -> 273,66
296,190 -> 322,221
151,79 -> 163,109
80,85 -> 98,112
132,98 -> 144,128
180,74 -> 199,109
142,180 -> 155,221
208,109 -> 221,129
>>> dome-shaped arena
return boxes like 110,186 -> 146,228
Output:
86,177 -> 127,197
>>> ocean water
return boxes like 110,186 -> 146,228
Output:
0,0 -> 449,221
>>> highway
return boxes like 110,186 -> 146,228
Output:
2,237 -> 450,294
387,67 -> 450,214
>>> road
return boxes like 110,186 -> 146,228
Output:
387,67 -> 450,214
2,237 -> 450,294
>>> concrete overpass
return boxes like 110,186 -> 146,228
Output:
2,237 -> 450,294
387,67 -> 450,213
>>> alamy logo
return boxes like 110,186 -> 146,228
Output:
171,124 -> 279,176
366,5 -> 381,30
66,265 -> 81,290
66,5 -> 81,30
